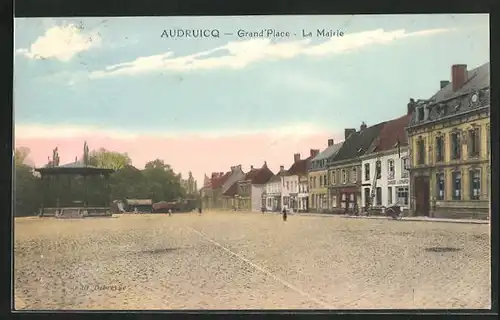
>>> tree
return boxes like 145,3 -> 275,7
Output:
109,165 -> 147,199
88,148 -> 132,171
14,147 -> 31,167
142,158 -> 185,202
14,147 -> 40,216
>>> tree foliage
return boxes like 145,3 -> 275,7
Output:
13,146 -> 191,216
88,148 -> 132,171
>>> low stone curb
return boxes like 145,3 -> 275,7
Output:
340,215 -> 488,225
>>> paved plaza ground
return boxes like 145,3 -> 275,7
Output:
14,211 -> 491,310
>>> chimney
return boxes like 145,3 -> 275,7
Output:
440,80 -> 450,89
328,139 -> 334,146
250,165 -> 254,170
280,165 -> 284,171
407,98 -> 416,115
344,128 -> 356,140
451,64 -> 467,92
263,161 -> 267,167
220,172 -> 224,176
360,122 -> 367,131
294,153 -> 300,163
310,149 -> 320,158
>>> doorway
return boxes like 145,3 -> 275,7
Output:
414,176 -> 430,216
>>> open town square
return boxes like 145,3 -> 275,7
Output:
14,211 -> 490,310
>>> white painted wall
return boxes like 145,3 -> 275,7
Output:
282,175 -> 299,209
361,149 -> 410,209
251,185 -> 265,211
265,180 -> 282,211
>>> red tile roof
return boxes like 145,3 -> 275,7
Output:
223,181 -> 239,196
245,164 -> 274,184
287,156 -> 313,176
211,171 -> 231,189
370,114 -> 411,153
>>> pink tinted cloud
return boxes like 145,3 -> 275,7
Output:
15,131 -> 344,185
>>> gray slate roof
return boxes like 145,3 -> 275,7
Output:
329,122 -> 387,164
409,62 -> 490,127
268,169 -> 289,182
312,142 -> 344,161
57,161 -> 98,169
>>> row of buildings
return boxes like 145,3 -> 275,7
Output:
200,62 -> 490,219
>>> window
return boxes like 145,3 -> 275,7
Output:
364,188 -> 371,207
396,187 -> 409,205
319,176 -> 323,187
313,177 -> 317,188
342,169 -> 347,184
286,181 -> 290,190
417,107 -> 424,121
341,193 -> 346,208
331,195 -> 337,207
309,177 -> 313,189
387,159 -> 395,180
311,194 -> 315,207
401,158 -> 409,178
351,168 -> 357,183
388,187 -> 393,205
452,171 -> 462,200
364,163 -> 370,181
375,160 -> 381,179
436,172 -> 445,200
470,169 -> 481,200
417,138 -> 425,165
331,171 -> 336,185
324,175 -> 328,186
435,135 -> 444,162
451,131 -> 461,160
468,127 -> 480,158
375,187 -> 382,206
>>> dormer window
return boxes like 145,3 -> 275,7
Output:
417,107 -> 425,121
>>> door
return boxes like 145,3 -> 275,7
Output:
414,176 -> 430,216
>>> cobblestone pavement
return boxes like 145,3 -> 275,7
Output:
14,212 -> 491,310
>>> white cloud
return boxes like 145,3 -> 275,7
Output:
89,28 -> 450,79
16,24 -> 102,62
15,123 -> 328,140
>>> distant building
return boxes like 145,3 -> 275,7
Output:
360,113 -> 411,213
327,122 -> 386,213
265,166 -> 288,211
180,171 -> 198,195
237,163 -> 274,212
286,151 -> 316,212
406,62 -> 490,219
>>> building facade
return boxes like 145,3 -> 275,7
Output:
265,166 -> 287,211
287,151 -> 314,212
359,114 -> 411,213
328,123 -> 386,213
237,163 -> 274,212
180,171 -> 198,195
407,62 -> 490,219
307,140 -> 343,213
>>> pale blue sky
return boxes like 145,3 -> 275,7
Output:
14,14 -> 489,138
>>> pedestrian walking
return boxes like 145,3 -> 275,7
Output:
168,209 -> 172,217
282,207 -> 287,222
198,207 -> 202,215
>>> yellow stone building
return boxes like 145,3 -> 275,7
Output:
406,62 -> 490,219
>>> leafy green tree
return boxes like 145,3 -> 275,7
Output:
14,147 -> 40,216
88,148 -> 132,171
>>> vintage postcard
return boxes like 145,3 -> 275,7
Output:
13,14 -> 491,310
